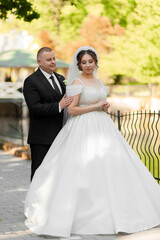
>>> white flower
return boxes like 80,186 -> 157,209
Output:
63,79 -> 67,85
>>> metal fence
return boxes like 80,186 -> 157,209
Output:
0,103 -> 160,183
108,110 -> 160,183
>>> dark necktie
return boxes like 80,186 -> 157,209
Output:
50,75 -> 61,96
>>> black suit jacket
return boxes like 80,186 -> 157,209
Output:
23,68 -> 66,144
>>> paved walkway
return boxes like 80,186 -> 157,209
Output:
0,150 -> 160,240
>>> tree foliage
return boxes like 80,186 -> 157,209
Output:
101,0 -> 137,27
0,0 -> 80,22
38,29 -> 62,58
1,0 -> 160,83
0,0 -> 40,22
63,14 -> 124,61
100,0 -> 160,83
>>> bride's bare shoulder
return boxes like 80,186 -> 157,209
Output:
72,78 -> 83,85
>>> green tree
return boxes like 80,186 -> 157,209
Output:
101,0 -> 137,27
0,0 -> 81,23
2,0 -> 160,83
0,0 -> 40,22
5,0 -> 87,39
100,0 -> 160,83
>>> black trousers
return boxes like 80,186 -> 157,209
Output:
30,144 -> 51,181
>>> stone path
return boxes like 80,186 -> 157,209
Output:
0,150 -> 160,240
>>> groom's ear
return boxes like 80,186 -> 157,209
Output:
37,59 -> 41,66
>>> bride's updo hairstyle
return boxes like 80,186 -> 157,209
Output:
66,46 -> 98,85
76,49 -> 98,71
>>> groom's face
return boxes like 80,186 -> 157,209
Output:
37,51 -> 56,74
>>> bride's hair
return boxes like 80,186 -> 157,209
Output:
67,46 -> 98,85
76,50 -> 98,71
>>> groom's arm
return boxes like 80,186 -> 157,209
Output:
23,77 -> 60,116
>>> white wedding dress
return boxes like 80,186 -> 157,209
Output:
24,79 -> 160,237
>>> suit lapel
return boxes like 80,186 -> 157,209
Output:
36,68 -> 62,101
54,72 -> 66,95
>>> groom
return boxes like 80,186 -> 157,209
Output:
23,47 -> 72,180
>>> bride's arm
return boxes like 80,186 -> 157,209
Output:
67,81 -> 107,116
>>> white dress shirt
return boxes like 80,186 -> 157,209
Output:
39,68 -> 62,112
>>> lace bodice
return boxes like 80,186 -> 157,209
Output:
66,78 -> 108,106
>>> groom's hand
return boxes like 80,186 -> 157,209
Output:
60,95 -> 73,109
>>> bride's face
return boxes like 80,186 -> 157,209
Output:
80,54 -> 96,75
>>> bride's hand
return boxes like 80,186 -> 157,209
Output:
96,99 -> 108,108
102,102 -> 110,112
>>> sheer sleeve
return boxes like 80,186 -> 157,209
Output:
66,85 -> 83,97
97,78 -> 108,97
63,85 -> 83,126
104,86 -> 108,96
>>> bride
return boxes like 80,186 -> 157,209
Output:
24,46 -> 160,237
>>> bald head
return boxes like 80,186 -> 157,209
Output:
37,47 -> 53,60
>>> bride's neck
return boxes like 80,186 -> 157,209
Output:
81,73 -> 94,79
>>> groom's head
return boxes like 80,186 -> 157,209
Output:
37,47 -> 56,75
